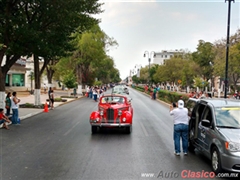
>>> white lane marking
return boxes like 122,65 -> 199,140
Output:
140,122 -> 149,137
64,121 -> 81,136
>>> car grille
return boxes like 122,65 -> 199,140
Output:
107,108 -> 114,122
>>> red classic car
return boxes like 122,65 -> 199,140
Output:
89,94 -> 133,134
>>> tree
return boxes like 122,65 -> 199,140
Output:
62,70 -> 77,96
213,29 -> 240,91
192,40 -> 215,81
0,0 -> 103,105
71,25 -> 118,91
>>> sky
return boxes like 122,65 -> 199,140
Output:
96,0 -> 240,80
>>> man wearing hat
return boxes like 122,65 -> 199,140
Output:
169,100 -> 189,156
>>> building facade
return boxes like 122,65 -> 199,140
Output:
153,50 -> 184,65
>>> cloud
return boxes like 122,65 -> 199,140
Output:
97,1 -> 240,79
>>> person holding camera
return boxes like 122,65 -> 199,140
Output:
169,100 -> 189,156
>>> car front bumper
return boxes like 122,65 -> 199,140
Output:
221,152 -> 240,172
90,123 -> 131,127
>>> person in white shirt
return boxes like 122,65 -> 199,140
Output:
11,92 -> 21,125
169,100 -> 189,156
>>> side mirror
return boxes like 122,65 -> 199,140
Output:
201,119 -> 211,128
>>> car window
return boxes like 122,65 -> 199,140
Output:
215,107 -> 240,128
201,106 -> 213,125
101,96 -> 125,103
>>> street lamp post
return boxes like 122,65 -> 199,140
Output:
224,0 -> 234,98
144,51 -> 155,84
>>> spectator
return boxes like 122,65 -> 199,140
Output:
5,92 -> 12,116
93,88 -> 97,102
0,108 -> 11,130
49,89 -> 54,109
153,87 -> 157,100
169,100 -> 189,156
11,92 -> 20,125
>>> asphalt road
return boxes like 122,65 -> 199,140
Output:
0,88 -> 234,180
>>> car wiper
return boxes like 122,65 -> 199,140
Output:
216,126 -> 240,129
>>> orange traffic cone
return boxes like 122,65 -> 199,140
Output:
43,102 -> 49,112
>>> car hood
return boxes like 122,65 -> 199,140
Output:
218,128 -> 240,142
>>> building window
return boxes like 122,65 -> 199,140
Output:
161,55 -> 163,58
12,74 -> 25,86
165,55 -> 167,58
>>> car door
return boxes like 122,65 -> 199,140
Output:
198,105 -> 214,153
196,104 -> 208,150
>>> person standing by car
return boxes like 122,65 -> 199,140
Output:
11,92 -> 20,125
169,100 -> 189,156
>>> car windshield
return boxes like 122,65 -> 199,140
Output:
215,107 -> 240,128
101,96 -> 125,104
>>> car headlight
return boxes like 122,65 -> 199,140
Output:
100,110 -> 104,116
122,117 -> 126,122
118,110 -> 122,116
225,141 -> 240,151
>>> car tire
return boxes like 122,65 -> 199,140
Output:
211,146 -> 223,174
126,126 -> 132,134
91,126 -> 97,134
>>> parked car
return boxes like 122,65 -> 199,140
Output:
89,94 -> 133,134
188,98 -> 240,174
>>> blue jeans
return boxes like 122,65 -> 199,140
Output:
89,92 -> 92,99
93,94 -> 97,101
174,124 -> 188,153
12,108 -> 19,124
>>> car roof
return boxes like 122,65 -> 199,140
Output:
198,98 -> 240,107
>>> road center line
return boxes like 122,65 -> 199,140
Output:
140,122 -> 149,137
63,121 -> 81,136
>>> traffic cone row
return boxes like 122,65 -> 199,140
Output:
43,102 -> 49,112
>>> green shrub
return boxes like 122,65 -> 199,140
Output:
134,85 -> 189,105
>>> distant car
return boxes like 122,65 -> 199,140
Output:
188,98 -> 240,174
113,85 -> 129,95
89,94 -> 133,134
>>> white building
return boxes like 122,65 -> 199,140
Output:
3,55 -> 59,92
153,50 -> 184,65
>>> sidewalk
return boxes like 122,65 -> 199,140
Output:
0,90 -> 82,128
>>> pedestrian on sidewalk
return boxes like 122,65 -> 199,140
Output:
5,92 -> 12,116
49,89 -> 54,109
169,100 -> 189,156
0,108 -> 11,130
11,92 -> 20,125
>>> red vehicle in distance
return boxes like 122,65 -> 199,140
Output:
89,94 -> 133,134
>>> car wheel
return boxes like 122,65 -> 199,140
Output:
188,126 -> 195,152
211,147 -> 222,174
126,126 -> 132,134
91,126 -> 97,134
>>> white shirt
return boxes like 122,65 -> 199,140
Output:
11,96 -> 19,109
170,108 -> 189,125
